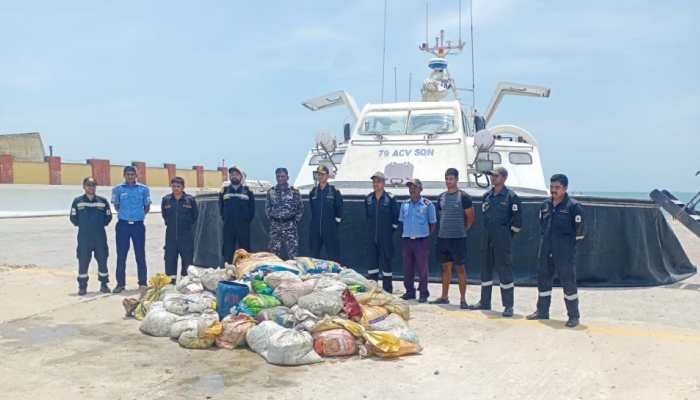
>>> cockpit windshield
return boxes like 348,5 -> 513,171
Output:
407,109 -> 457,134
358,111 -> 408,135
358,109 -> 457,135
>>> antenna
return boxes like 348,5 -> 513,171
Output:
459,0 -> 462,45
469,0 -> 476,110
408,72 -> 413,101
380,0 -> 388,102
425,1 -> 429,47
394,66 -> 398,102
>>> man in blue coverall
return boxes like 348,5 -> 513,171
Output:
161,176 -> 198,283
70,177 -> 113,295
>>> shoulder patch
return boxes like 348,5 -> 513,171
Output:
575,215 -> 582,223
512,204 -> 519,212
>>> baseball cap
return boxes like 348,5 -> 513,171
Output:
316,165 -> 330,175
487,167 -> 508,177
370,171 -> 386,181
228,166 -> 242,175
405,178 -> 423,188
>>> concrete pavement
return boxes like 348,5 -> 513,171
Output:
0,217 -> 698,400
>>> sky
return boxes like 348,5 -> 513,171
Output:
0,0 -> 698,192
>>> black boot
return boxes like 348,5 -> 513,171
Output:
100,283 -> 111,293
468,301 -> 491,310
526,310 -> 549,320
78,286 -> 87,296
502,307 -> 514,317
565,317 -> 579,328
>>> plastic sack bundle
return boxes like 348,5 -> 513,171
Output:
231,249 -> 301,279
297,290 -> 343,318
176,275 -> 204,294
356,287 -> 410,321
338,269 -> 375,291
314,275 -> 347,293
216,314 -> 256,349
366,340 -> 422,358
312,317 -> 401,354
246,321 -> 322,366
263,271 -> 301,289
187,265 -> 230,292
169,310 -> 219,339
251,277 -> 273,295
295,257 -> 342,274
312,329 -> 358,357
139,301 -> 179,337
290,305 -> 319,331
164,292 -> 216,316
133,274 -> 172,320
368,313 -> 420,344
179,320 -> 223,349
274,278 -> 317,307
340,289 -> 362,321
360,305 -> 389,326
256,306 -> 295,328
236,293 -> 281,317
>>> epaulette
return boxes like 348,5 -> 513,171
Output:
291,186 -> 299,192
387,192 -> 394,198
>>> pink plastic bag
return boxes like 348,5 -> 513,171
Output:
215,314 -> 256,349
312,328 -> 358,357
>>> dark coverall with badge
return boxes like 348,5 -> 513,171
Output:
309,184 -> 343,261
70,194 -> 113,288
161,193 -> 198,281
479,186 -> 522,308
365,191 -> 399,292
537,194 -> 585,319
219,184 -> 256,264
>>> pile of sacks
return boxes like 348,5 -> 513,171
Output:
123,249 -> 422,365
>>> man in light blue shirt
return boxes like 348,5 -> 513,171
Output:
399,178 -> 436,302
111,165 -> 151,293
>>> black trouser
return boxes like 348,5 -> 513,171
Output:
309,231 -> 340,262
77,241 -> 109,288
164,240 -> 193,283
222,222 -> 250,264
367,241 -> 393,293
479,228 -> 514,308
537,253 -> 580,319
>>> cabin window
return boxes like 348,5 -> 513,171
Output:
509,152 -> 532,165
358,111 -> 409,135
406,109 -> 457,135
477,152 -> 502,164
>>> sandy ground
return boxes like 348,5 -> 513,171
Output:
0,216 -> 699,400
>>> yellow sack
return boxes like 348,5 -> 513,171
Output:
356,287 -> 410,321
368,340 -> 422,358
231,249 -> 283,279
360,305 -> 389,326
313,317 -> 400,353
203,321 -> 223,340
179,321 -> 223,350
134,273 -> 172,320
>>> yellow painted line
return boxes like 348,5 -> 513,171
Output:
437,309 -> 700,343
1,266 -> 137,279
